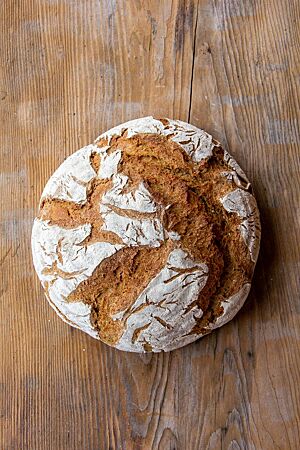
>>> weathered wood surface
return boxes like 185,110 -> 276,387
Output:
1,1 -> 300,449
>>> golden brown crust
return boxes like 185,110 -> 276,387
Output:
39,179 -> 123,246
69,243 -> 173,344
90,151 -> 101,173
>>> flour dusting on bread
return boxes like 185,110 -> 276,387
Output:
32,116 -> 261,352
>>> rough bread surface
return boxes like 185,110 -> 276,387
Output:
32,116 -> 261,352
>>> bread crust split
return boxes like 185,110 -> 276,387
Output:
32,117 -> 261,352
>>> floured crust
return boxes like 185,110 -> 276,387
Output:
113,249 -> 209,352
32,116 -> 261,352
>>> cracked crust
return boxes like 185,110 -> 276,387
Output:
32,116 -> 261,352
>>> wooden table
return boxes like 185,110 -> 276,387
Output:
1,1 -> 299,449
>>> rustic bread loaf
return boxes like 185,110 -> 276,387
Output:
32,117 -> 261,352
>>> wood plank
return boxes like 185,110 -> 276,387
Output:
0,0 -> 299,448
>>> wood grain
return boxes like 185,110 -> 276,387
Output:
1,0 -> 300,448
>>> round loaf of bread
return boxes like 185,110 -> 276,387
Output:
32,117 -> 261,352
